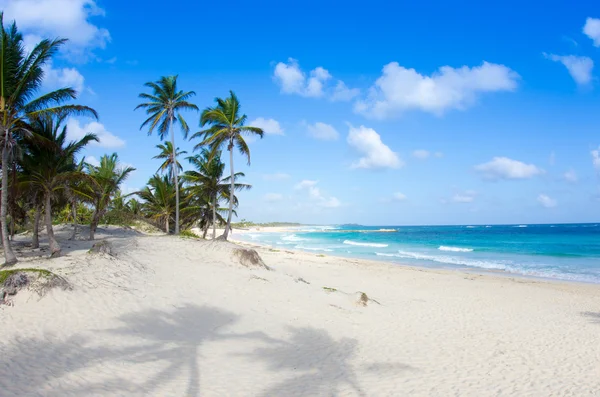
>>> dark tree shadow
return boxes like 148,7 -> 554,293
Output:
582,311 -> 600,324
104,304 -> 276,396
247,327 -> 415,397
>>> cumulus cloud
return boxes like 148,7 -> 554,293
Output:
354,61 -> 519,119
563,169 -> 578,183
584,17 -> 600,47
250,117 -> 284,135
264,193 -> 283,202
474,157 -> 543,180
273,58 -> 358,101
347,125 -> 402,169
452,192 -> 475,203
294,180 -> 340,208
392,192 -> 407,201
43,62 -> 85,93
0,0 -> 110,60
307,122 -> 339,141
538,194 -> 557,208
412,149 -> 430,159
592,146 -> 600,173
263,172 -> 290,181
85,155 -> 99,167
544,53 -> 594,85
67,119 -> 125,148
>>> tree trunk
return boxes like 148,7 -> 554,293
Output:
221,141 -> 234,240
165,214 -> 169,234
202,223 -> 209,239
212,193 -> 217,240
45,194 -> 60,257
69,200 -> 78,240
32,205 -> 40,249
170,116 -> 180,235
1,141 -> 17,265
89,207 -> 101,241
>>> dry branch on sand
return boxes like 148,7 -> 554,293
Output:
88,240 -> 113,256
232,248 -> 272,270
322,286 -> 381,307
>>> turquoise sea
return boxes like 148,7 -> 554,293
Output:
237,224 -> 600,283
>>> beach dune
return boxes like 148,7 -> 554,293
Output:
0,225 -> 599,396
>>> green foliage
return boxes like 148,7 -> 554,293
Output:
0,268 -> 54,284
179,229 -> 198,238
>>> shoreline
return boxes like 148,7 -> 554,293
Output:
229,227 -> 600,288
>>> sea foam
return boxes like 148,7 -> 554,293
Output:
438,246 -> 474,252
344,240 -> 388,248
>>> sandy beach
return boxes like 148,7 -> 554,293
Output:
1,225 -> 599,396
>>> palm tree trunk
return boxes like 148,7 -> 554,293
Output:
222,141 -> 234,240
212,193 -> 217,240
89,205 -> 101,240
1,141 -> 17,265
170,116 -> 180,235
45,194 -> 60,257
69,200 -> 78,240
165,215 -> 169,234
32,204 -> 40,249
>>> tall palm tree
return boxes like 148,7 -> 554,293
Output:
184,149 -> 250,239
85,153 -> 135,240
153,141 -> 186,182
20,114 -> 98,257
191,91 -> 263,240
0,14 -> 97,264
135,75 -> 198,235
137,174 -> 177,233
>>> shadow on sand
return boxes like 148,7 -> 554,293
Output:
582,311 -> 600,324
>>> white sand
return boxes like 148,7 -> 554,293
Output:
1,225 -> 599,396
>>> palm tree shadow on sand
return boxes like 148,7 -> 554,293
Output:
247,326 -> 415,397
582,311 -> 600,324
104,304 -> 276,396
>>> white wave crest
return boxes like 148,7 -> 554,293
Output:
515,225 -> 528,228
281,234 -> 307,242
343,240 -> 388,248
295,245 -> 333,252
438,246 -> 474,252
378,228 -> 397,232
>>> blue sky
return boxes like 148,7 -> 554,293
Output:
3,0 -> 600,225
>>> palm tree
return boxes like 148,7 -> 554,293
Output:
184,149 -> 250,239
153,141 -> 187,182
137,174 -> 177,233
191,91 -> 263,240
20,114 -> 98,257
135,76 -> 198,235
0,14 -> 98,264
85,153 -> 135,240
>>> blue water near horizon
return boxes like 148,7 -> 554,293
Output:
236,223 -> 600,283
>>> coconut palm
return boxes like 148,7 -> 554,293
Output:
191,91 -> 263,240
137,174 -> 177,233
20,114 -> 98,257
184,149 -> 250,239
85,153 -> 135,240
0,14 -> 97,264
153,141 -> 187,182
135,75 -> 198,235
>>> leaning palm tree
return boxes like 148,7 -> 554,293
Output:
183,149 -> 250,239
191,91 -> 263,240
0,14 -> 98,264
85,153 -> 135,240
20,114 -> 98,257
153,141 -> 187,183
135,76 -> 198,235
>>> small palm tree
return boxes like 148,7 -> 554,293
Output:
191,91 -> 263,240
135,75 -> 198,235
20,114 -> 98,257
153,141 -> 187,182
184,149 -> 250,239
0,14 -> 97,264
137,174 -> 177,233
85,153 -> 135,240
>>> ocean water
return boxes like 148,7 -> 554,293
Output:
237,224 -> 600,283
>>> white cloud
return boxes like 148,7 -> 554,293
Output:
563,169 -> 578,183
263,172 -> 290,181
85,155 -> 99,167
67,119 -> 125,148
294,180 -> 340,208
347,125 -> 403,169
583,17 -> 600,47
355,61 -> 519,119
43,62 -> 85,93
264,193 -> 283,202
544,53 -> 593,85
538,194 -> 557,208
273,58 -> 358,101
474,157 -> 543,180
392,192 -> 407,201
434,151 -> 443,158
307,122 -> 339,141
250,117 -> 284,135
1,0 -> 110,59
453,193 -> 474,203
412,149 -> 430,159
592,146 -> 600,173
